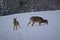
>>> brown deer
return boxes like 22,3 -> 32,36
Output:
27,16 -> 48,27
13,18 -> 20,30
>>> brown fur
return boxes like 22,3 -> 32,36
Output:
27,16 -> 48,27
13,18 -> 19,30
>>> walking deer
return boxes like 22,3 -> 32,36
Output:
27,16 -> 48,27
13,18 -> 20,30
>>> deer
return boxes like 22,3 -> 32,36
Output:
13,18 -> 20,30
27,16 -> 48,27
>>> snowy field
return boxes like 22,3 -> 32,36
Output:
0,10 -> 60,40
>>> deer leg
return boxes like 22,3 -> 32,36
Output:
39,22 -> 41,26
13,25 -> 15,30
27,21 -> 31,26
19,25 -> 20,29
16,25 -> 18,30
32,22 -> 35,27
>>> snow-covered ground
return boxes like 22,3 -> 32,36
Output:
0,10 -> 60,40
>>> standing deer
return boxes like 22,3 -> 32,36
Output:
13,18 -> 20,30
27,16 -> 48,27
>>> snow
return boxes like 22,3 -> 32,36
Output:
0,10 -> 60,40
